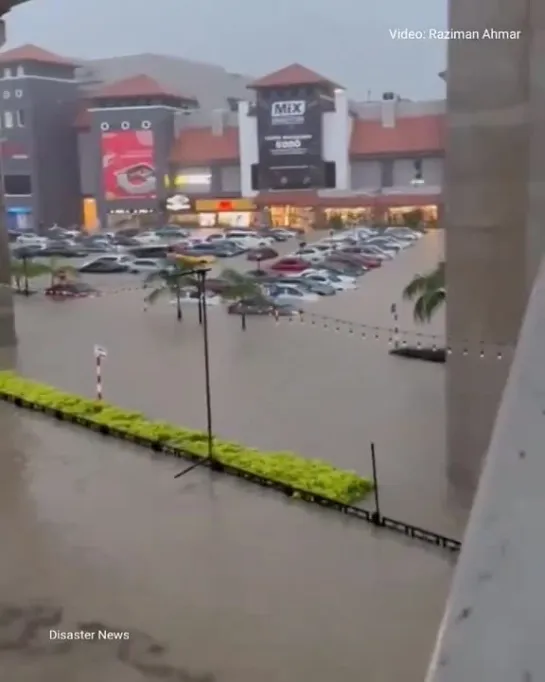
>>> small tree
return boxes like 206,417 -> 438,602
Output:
11,257 -> 78,294
218,269 -> 267,331
403,261 -> 445,323
143,260 -> 200,321
327,214 -> 345,231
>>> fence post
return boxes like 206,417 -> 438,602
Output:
370,442 -> 381,525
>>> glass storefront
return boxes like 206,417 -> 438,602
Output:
324,204 -> 438,227
269,206 -> 315,229
198,212 -> 253,228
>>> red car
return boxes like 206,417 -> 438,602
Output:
45,281 -> 100,299
269,257 -> 309,273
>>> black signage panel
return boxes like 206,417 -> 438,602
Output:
256,93 -> 324,190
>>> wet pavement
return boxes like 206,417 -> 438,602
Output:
1,231 -> 466,681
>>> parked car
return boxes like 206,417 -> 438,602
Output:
224,229 -> 274,248
327,252 -> 370,269
295,246 -> 329,264
128,245 -> 170,259
78,255 -> 133,273
227,299 -> 297,316
285,277 -> 336,296
321,259 -> 365,278
41,240 -> 88,258
300,271 -> 356,291
300,268 -> 357,286
385,227 -> 421,240
337,246 -> 382,267
256,228 -> 290,242
155,226 -> 190,239
80,238 -> 115,253
212,241 -> 246,257
45,281 -> 100,298
269,257 -> 310,273
11,244 -> 47,258
264,283 -> 319,305
247,246 -> 278,262
171,290 -> 222,306
172,251 -> 216,265
133,231 -> 161,245
128,258 -> 168,274
15,234 -> 47,246
112,235 -> 141,247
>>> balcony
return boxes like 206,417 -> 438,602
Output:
425,260 -> 545,682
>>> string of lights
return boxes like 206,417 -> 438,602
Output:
272,308 -> 511,361
5,281 -> 512,360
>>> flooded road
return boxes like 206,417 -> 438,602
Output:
1,231 -> 465,681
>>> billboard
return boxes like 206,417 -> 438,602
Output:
256,95 -> 324,190
101,130 -> 156,200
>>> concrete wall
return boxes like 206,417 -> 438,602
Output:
444,0 -> 537,490
426,259 -> 545,682
350,156 -> 443,190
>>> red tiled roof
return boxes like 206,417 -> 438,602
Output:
170,127 -> 239,164
250,63 -> 340,89
0,44 -> 77,66
92,75 -> 182,99
350,115 -> 445,156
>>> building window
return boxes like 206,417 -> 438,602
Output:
16,110 -> 25,127
380,160 -> 394,188
4,174 -> 32,195
2,90 -> 10,99
4,111 -> 14,128
3,68 -> 11,78
16,65 -> 24,77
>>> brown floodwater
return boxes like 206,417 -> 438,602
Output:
0,231 -> 467,681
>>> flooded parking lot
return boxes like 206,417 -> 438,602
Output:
0,231 -> 465,681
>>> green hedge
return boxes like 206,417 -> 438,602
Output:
0,371 -> 372,504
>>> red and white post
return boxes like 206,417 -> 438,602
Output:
93,345 -> 107,400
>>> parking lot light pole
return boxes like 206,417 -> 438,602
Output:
174,267 -> 214,479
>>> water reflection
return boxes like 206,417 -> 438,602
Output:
0,233 -> 467,681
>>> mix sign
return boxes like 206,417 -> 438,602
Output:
271,100 -> 306,124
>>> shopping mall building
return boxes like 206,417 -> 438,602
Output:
0,44 -> 445,231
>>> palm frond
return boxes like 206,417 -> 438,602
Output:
403,261 -> 445,301
218,268 -> 264,301
413,287 -> 446,323
144,285 -> 169,305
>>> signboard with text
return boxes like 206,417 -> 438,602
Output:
256,94 -> 324,190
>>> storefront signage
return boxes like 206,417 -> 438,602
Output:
257,93 -> 324,191
166,194 -> 192,212
195,199 -> 256,212
101,130 -> 156,200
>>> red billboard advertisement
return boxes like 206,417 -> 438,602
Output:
101,130 -> 156,200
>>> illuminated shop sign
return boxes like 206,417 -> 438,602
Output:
164,171 -> 212,189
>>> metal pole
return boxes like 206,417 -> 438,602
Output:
23,255 -> 29,296
370,442 -> 381,524
175,278 -> 182,321
241,312 -> 246,331
199,269 -> 214,459
96,355 -> 103,400
390,302 -> 399,348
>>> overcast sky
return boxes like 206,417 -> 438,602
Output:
7,0 -> 446,100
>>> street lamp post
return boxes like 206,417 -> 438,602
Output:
174,267 -> 215,479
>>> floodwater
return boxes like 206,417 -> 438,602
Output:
0,231 -> 467,681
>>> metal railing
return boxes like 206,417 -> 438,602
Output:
425,260 -> 545,681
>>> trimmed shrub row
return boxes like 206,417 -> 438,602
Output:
0,371 -> 372,504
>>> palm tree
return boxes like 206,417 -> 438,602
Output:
403,261 -> 445,323
10,257 -> 78,295
218,268 -> 268,330
142,260 -> 199,321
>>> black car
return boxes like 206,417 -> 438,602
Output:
112,235 -> 141,247
322,259 -> 365,277
78,260 -> 130,273
227,299 -> 296,316
155,226 -> 190,239
213,242 -> 245,257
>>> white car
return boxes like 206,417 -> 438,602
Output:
302,268 -> 357,285
265,283 -> 319,305
15,234 -> 47,246
295,246 -> 328,264
385,227 -> 421,240
128,258 -> 167,273
171,290 -> 222,306
80,254 -> 134,268
301,272 -> 357,291
133,231 -> 161,245
224,230 -> 274,248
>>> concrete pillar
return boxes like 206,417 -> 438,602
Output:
445,0 -> 536,490
0,16 -> 16,350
